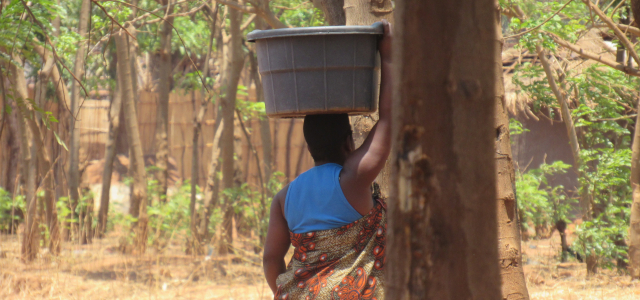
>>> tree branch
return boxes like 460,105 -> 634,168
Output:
139,2 -> 207,25
505,0 -> 574,39
216,0 -> 287,29
581,0 -> 640,67
545,31 -> 640,77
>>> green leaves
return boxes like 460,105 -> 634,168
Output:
516,160 -> 575,231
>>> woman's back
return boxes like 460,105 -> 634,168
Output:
284,163 -> 362,234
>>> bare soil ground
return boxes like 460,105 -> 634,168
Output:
0,231 -> 274,300
523,223 -> 640,299
1,222 -> 639,299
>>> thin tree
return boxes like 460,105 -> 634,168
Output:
154,0 -> 175,202
386,0 -> 501,298
218,5 -> 245,254
116,27 -> 149,254
68,0 -> 91,240
97,66 -> 123,238
628,0 -> 640,279
189,0 -> 219,251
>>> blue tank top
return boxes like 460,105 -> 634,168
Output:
284,163 -> 363,233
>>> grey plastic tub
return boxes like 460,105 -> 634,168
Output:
247,23 -> 383,118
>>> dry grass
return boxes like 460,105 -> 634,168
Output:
0,231 -> 274,300
2,222 -> 640,299
523,228 -> 640,300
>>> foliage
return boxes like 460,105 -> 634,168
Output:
516,161 -> 575,232
507,0 -> 639,270
222,171 -> 285,247
0,188 -> 25,232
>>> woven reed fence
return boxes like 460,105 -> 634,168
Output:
74,90 -> 312,187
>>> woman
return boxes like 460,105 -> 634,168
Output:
263,20 -> 393,299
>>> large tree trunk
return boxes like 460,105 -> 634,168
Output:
495,6 -> 529,299
68,0 -> 92,240
154,0 -> 174,203
386,1 -> 501,298
116,28 -> 149,254
219,7 -> 245,255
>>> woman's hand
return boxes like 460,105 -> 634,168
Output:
379,19 -> 392,63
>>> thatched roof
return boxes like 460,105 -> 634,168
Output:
502,29 -> 620,116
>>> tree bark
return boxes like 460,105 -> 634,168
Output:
199,117 -> 224,241
495,5 -> 529,298
284,119 -> 295,182
219,6 -> 245,255
311,0 -> 346,25
8,59 -> 39,261
97,70 -> 123,238
630,100 -> 640,278
386,1 -> 501,299
628,0 -> 640,279
250,49 -> 273,183
116,28 -> 149,254
154,0 -> 174,203
537,45 -> 597,274
68,0 -> 92,240
9,54 -> 61,258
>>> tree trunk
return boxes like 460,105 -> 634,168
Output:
284,119 -> 295,182
344,0 -> 394,25
219,7 -> 245,255
386,1 -> 501,298
311,0 -> 346,25
154,0 -> 174,203
537,45 -> 596,274
189,1 -> 219,251
629,80 -> 640,279
68,0 -> 92,240
97,71 -> 123,238
495,5 -> 529,298
116,28 -> 149,254
9,54 -> 61,258
253,1 -> 273,184
199,117 -> 224,241
9,59 -> 39,261
0,72 -> 19,211
628,0 -> 640,279
32,44 -> 71,211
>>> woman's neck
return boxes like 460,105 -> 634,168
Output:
314,159 -> 345,167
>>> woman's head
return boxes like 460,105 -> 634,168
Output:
303,114 -> 354,164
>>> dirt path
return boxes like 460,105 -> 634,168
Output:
0,234 -> 273,300
2,224 -> 640,299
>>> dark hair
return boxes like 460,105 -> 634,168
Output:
303,114 -> 353,162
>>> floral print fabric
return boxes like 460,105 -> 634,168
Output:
274,198 -> 386,300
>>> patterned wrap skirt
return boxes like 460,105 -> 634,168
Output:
274,198 -> 386,300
